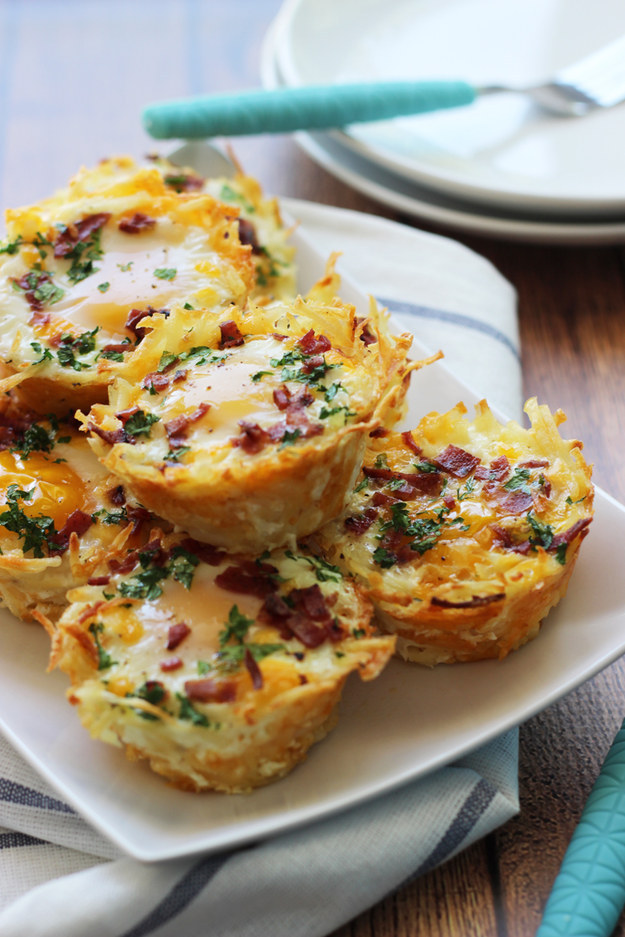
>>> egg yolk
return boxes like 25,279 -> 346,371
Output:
0,450 -> 87,528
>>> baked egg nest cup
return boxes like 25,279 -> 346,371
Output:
0,156 -> 294,415
49,531 -> 394,793
81,281 -> 417,554
313,398 -> 594,666
0,399 -> 156,625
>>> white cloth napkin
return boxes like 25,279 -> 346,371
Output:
0,202 -> 521,936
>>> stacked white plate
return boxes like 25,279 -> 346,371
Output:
262,0 -> 625,244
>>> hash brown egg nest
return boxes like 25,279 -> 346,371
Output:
0,400 -> 156,624
81,282 -> 416,553
0,156 -> 293,414
50,531 -> 394,793
313,398 -> 594,665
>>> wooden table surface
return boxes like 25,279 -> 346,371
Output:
2,1 -> 625,934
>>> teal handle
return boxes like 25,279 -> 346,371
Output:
142,81 -> 477,139
537,721 -> 625,937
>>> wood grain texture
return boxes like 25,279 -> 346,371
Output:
2,1 -> 625,934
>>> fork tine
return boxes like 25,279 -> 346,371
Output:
557,35 -> 625,107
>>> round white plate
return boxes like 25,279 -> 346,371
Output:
274,0 -> 625,217
262,20 -> 625,245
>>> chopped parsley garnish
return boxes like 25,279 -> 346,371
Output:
0,484 -> 57,557
526,513 -> 554,551
153,267 -> 177,280
30,341 -> 54,364
457,477 -> 476,501
285,549 -> 342,583
219,183 -> 256,213
413,460 -> 439,473
176,692 -> 210,727
372,547 -> 397,569
216,604 -> 284,672
117,543 -> 199,601
64,228 -> 105,284
279,428 -> 301,448
503,466 -> 532,494
123,410 -> 160,439
156,346 -> 227,373
13,268 -> 64,306
118,261 -> 133,272
88,623 -> 116,670
56,328 -> 99,370
97,281 -> 110,293
10,420 -> 56,460
0,235 -> 23,255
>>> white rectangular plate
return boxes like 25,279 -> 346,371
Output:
0,216 -> 624,863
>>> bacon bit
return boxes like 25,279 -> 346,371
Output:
431,593 -> 506,609
165,402 -> 210,448
237,218 -> 261,254
118,213 -> 156,234
369,427 -> 388,438
215,560 -> 279,598
184,678 -> 237,703
48,510 -> 93,555
520,459 -> 550,469
87,575 -> 111,586
29,309 -> 51,326
142,370 -> 172,393
345,507 -> 378,535
53,213 -> 111,257
475,456 -> 510,482
262,585 -> 337,648
401,431 -> 422,457
372,491 -> 397,508
116,407 -> 139,425
88,421 -> 131,448
11,270 -> 57,312
485,486 -> 533,515
108,485 -> 126,506
125,306 -> 169,342
102,343 -> 131,355
78,600 -> 107,625
244,648 -> 263,689
297,329 -> 331,355
271,332 -> 288,341
178,537 -> 226,566
273,385 -> 314,411
301,354 -> 324,375
354,317 -> 377,346
234,421 -> 269,454
299,674 -> 309,685
173,369 -> 187,383
434,445 -> 481,478
166,621 -> 191,650
550,517 -> 592,549
218,320 -> 244,349
363,465 -> 443,496
108,551 -> 140,574
160,657 -> 183,672
126,505 -> 153,534
490,525 -> 531,554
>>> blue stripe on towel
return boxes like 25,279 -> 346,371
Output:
119,852 -> 232,937
378,296 -> 521,362
413,777 -> 497,878
0,831 -> 47,850
0,778 -> 75,814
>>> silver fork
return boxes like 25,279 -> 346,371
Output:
481,33 -> 625,116
143,35 -> 625,140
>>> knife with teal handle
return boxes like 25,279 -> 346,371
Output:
537,720 -> 625,936
142,81 -> 476,139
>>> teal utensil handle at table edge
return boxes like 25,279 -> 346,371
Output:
142,81 -> 476,139
537,720 -> 625,937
